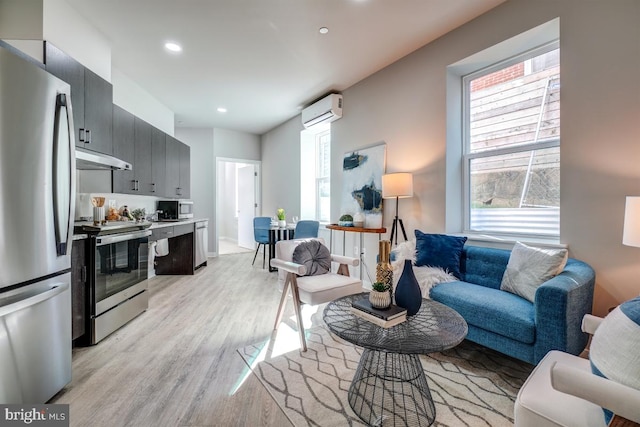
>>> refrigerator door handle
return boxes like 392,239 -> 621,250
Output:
52,93 -> 75,256
0,283 -> 68,318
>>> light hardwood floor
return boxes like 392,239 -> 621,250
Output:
52,252 -> 323,426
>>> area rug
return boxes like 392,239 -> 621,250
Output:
238,327 -> 533,427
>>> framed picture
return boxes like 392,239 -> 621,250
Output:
341,142 -> 386,228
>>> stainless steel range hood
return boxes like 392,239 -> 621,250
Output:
75,147 -> 132,171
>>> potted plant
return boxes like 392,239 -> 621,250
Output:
338,214 -> 354,227
276,208 -> 286,228
369,281 -> 392,309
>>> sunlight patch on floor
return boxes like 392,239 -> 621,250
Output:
230,305 -> 322,395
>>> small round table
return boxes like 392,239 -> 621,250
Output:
323,293 -> 468,426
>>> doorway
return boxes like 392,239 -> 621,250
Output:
216,158 -> 261,255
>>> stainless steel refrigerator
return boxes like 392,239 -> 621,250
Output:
0,42 -> 75,403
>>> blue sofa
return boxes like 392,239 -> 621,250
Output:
426,245 -> 596,365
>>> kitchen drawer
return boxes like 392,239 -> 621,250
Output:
150,226 -> 174,241
173,223 -> 194,237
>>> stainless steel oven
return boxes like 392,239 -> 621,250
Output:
89,228 -> 151,344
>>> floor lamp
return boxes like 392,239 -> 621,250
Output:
382,172 -> 413,246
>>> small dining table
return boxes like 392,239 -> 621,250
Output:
268,225 -> 295,272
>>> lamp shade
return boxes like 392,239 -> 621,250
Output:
623,196 -> 640,247
382,173 -> 413,199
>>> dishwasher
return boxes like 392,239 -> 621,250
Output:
195,220 -> 208,269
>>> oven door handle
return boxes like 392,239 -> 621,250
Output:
96,229 -> 152,246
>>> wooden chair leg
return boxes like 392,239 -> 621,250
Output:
289,276 -> 307,352
337,263 -> 350,276
273,276 -> 291,330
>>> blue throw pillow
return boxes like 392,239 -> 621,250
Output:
589,295 -> 640,424
414,231 -> 467,279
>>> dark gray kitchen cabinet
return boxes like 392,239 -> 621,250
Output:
71,239 -> 87,342
134,118 -> 153,194
44,42 -> 113,154
151,127 -> 167,196
166,136 -> 191,198
179,142 -> 191,198
112,105 -> 136,193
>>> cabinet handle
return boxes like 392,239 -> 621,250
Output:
177,187 -> 181,196
85,129 -> 91,144
79,128 -> 86,143
131,180 -> 137,191
81,266 -> 87,283
151,183 -> 156,193
136,180 -> 139,191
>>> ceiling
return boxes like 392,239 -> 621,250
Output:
64,0 -> 506,135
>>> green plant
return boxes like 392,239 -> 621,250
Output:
131,208 -> 146,221
276,208 -> 285,220
372,282 -> 389,292
339,214 -> 353,222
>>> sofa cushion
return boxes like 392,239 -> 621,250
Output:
414,231 -> 467,278
431,281 -> 535,343
461,246 -> 511,289
500,242 -> 568,302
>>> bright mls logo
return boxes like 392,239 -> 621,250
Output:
0,405 -> 69,427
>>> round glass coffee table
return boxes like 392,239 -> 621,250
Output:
323,292 -> 468,427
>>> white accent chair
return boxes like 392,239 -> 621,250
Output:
270,238 -> 362,351
514,314 -> 640,427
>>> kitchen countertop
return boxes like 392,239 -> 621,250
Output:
148,218 -> 208,230
72,218 -> 208,239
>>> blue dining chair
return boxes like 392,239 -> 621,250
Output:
252,217 -> 271,268
294,220 -> 319,239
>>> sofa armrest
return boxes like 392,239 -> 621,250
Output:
582,314 -> 603,335
270,258 -> 307,276
551,362 -> 640,423
534,259 -> 596,361
331,254 -> 360,267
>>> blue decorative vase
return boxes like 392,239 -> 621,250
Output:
395,259 -> 422,316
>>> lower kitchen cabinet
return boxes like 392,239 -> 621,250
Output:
151,224 -> 194,275
71,239 -> 88,342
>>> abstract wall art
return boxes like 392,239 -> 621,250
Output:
341,142 -> 386,228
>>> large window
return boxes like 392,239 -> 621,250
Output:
463,42 -> 560,237
301,123 -> 330,222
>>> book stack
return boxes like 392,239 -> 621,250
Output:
350,298 -> 407,328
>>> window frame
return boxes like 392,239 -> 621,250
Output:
462,41 -> 560,238
314,129 -> 331,222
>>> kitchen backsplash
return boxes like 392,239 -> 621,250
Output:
76,192 -> 160,221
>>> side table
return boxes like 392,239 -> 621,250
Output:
323,293 -> 468,426
326,224 -> 386,281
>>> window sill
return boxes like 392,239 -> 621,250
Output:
450,231 -> 566,250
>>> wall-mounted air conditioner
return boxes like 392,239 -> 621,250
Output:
301,93 -> 343,128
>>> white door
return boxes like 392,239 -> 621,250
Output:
237,165 -> 256,249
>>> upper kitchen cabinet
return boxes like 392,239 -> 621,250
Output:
44,42 -> 113,154
133,118 -> 153,195
112,105 -> 135,193
151,127 -> 166,196
166,136 -> 190,199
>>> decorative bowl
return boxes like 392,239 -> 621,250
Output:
338,221 -> 354,227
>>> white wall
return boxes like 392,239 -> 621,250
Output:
112,68 -> 175,135
175,128 -> 215,253
261,0 -> 640,315
261,116 -> 304,220
176,127 -> 260,255
42,0 -> 111,81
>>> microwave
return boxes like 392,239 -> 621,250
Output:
157,200 -> 193,221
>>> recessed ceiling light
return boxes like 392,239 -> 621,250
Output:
217,107 -> 227,113
319,27 -> 329,35
164,42 -> 182,52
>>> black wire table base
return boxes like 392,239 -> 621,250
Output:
348,349 -> 435,427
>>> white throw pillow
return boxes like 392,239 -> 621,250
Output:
500,242 -> 568,302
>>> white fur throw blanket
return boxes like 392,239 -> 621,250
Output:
391,240 -> 457,297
